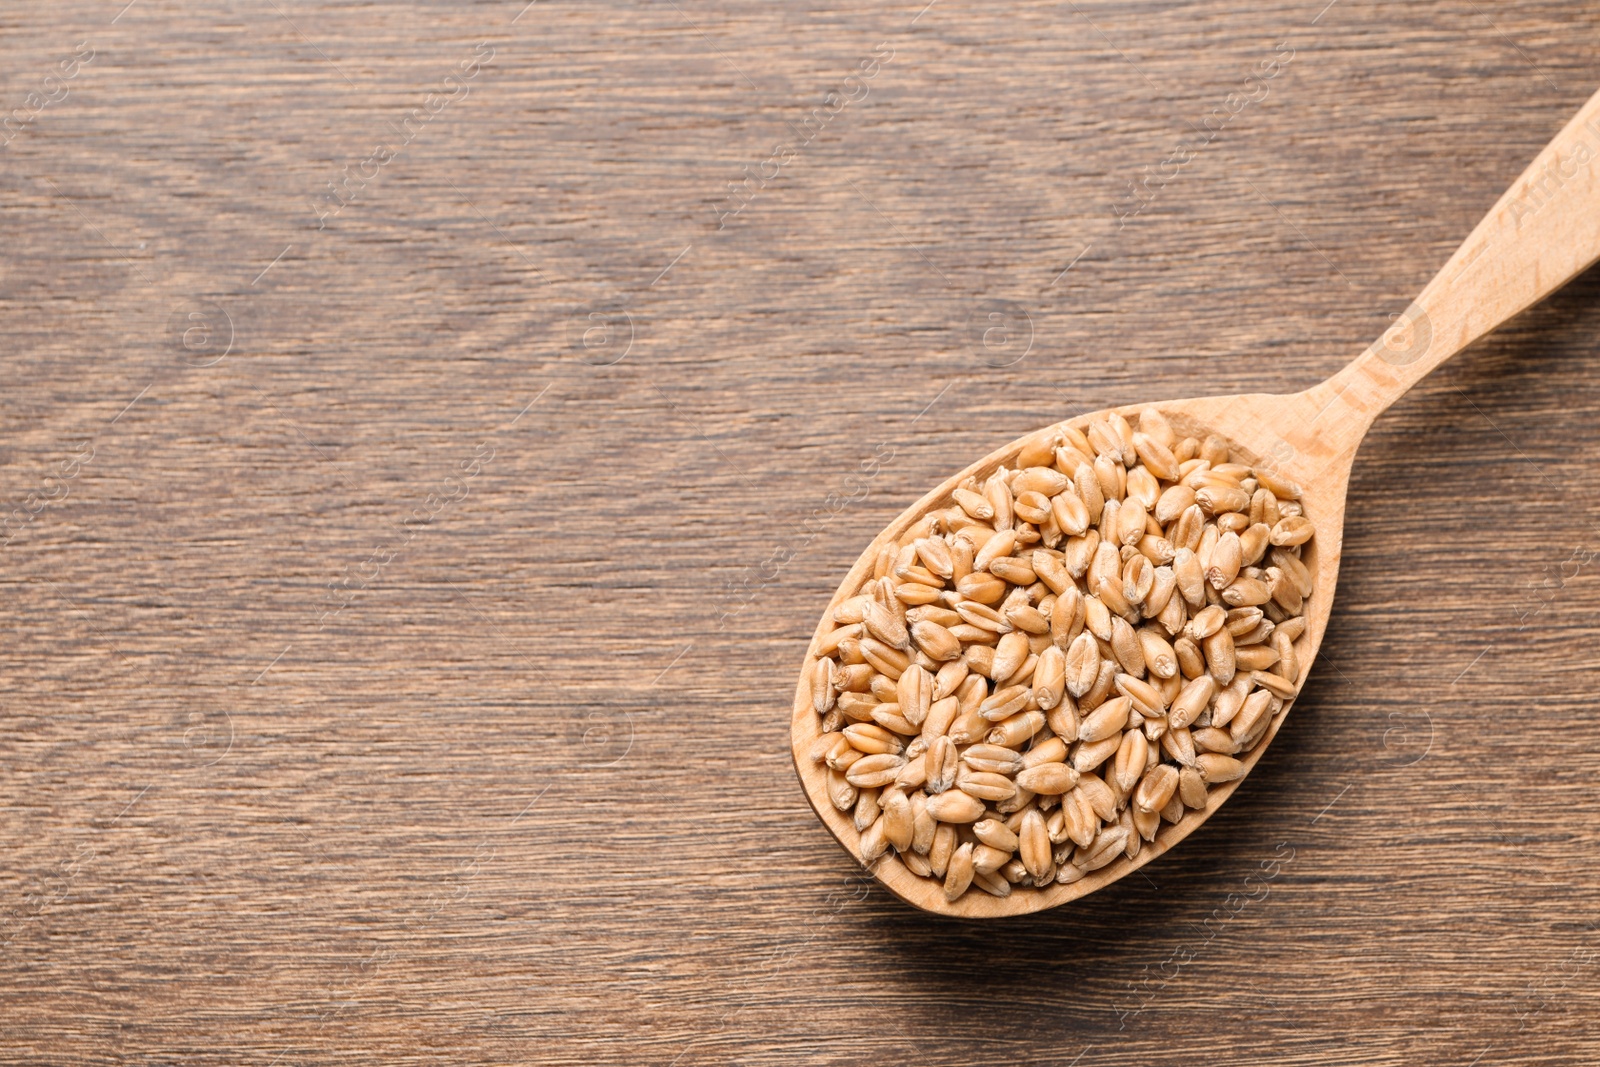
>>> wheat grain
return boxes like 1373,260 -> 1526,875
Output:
1072,733 -> 1121,775
843,723 -> 902,755
1022,735 -> 1069,768
894,751 -> 930,791
987,709 -> 1046,748
958,770 -> 1018,802
973,868 -> 1012,897
1020,809 -> 1053,883
1159,724 -> 1197,767
826,744 -> 863,774
1016,761 -> 1077,794
805,411 -> 1315,901
1251,669 -> 1299,699
854,787 -> 881,832
870,705 -> 919,736
943,842 -> 976,900
925,789 -> 986,823
1196,752 -> 1246,783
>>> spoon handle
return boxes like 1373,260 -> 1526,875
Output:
1312,85 -> 1600,434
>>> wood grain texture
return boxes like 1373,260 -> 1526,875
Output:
5,0 -> 1600,1063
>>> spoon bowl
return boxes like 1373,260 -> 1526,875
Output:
791,396 -> 1342,917
792,84 -> 1600,917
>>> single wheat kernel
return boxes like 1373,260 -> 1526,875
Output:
943,842 -> 976,900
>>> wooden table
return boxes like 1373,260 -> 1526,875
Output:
5,1 -> 1600,1062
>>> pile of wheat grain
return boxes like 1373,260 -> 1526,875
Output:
804,409 -> 1312,901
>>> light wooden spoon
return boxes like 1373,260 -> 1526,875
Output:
792,86 -> 1600,917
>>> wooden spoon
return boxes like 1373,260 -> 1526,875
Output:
792,85 -> 1600,917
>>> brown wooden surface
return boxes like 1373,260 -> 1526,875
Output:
5,1 -> 1600,1063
